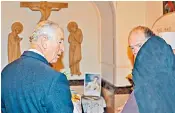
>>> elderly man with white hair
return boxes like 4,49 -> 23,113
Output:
1,20 -> 73,113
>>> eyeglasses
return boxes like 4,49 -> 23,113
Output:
129,38 -> 148,50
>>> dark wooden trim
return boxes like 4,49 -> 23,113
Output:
69,79 -> 132,94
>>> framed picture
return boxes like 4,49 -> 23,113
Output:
163,1 -> 175,14
84,73 -> 101,97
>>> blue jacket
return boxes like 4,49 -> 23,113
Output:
122,36 -> 175,113
1,51 -> 73,113
133,36 -> 175,113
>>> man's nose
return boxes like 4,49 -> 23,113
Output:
133,48 -> 138,55
60,45 -> 64,52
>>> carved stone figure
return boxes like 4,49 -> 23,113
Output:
8,22 -> 23,63
20,1 -> 68,23
67,22 -> 83,76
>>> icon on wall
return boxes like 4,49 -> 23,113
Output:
163,1 -> 175,14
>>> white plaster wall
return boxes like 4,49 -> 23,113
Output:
114,1 -> 163,86
94,1 -> 116,85
1,1 -> 100,80
115,1 -> 146,86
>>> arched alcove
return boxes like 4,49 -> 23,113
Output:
1,1 -> 117,86
152,12 -> 175,35
92,1 -> 116,85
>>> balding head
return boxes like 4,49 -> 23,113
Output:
128,26 -> 155,57
30,20 -> 64,63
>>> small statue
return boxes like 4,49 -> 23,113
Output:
67,21 -> 83,76
8,22 -> 23,63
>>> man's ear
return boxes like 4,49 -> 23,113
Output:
41,35 -> 48,49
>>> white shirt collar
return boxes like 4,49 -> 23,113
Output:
28,49 -> 45,57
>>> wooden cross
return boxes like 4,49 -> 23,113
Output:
20,1 -> 68,23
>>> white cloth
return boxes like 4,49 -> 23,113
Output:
73,101 -> 82,113
71,90 -> 82,113
82,96 -> 106,113
28,49 -> 45,57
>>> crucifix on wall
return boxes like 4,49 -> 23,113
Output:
20,1 -> 68,23
20,1 -> 68,72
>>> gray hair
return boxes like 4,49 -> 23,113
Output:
129,26 -> 155,39
30,20 -> 64,42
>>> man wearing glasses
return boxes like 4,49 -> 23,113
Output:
118,26 -> 175,113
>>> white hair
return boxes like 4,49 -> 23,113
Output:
30,20 -> 64,42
